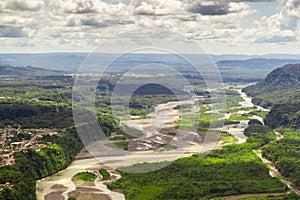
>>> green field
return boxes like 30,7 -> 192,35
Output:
73,172 -> 97,182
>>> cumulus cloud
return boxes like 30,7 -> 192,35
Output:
132,0 -> 157,15
1,0 -> 43,11
0,0 -> 299,53
131,0 -> 183,16
62,0 -> 97,14
249,0 -> 299,44
282,0 -> 300,17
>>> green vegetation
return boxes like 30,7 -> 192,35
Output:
229,113 -> 253,121
218,193 -> 300,200
106,141 -> 129,150
173,103 -> 194,113
220,131 -> 238,145
197,99 -> 211,105
0,71 -> 87,199
243,120 -> 277,148
221,106 -> 254,114
99,168 -> 111,181
176,106 -> 224,132
73,172 -> 97,182
0,103 -> 74,129
263,128 -> 300,187
1,62 -> 298,200
108,121 -> 287,200
0,128 -> 83,200
250,110 -> 269,119
0,71 -> 198,199
243,64 -> 300,108
244,65 -> 300,191
265,103 -> 300,129
154,144 -> 177,152
224,119 -> 240,125
226,94 -> 244,108
109,145 -> 286,200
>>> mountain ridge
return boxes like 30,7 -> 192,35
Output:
244,64 -> 300,129
243,64 -> 300,107
0,64 -> 63,77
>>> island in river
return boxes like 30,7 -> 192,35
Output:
37,84 -> 279,200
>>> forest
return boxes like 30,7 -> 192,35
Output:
263,128 -> 300,187
1,63 -> 300,199
0,128 -> 83,200
108,121 -> 287,200
243,64 -> 300,108
0,72 -> 200,199
264,103 -> 300,129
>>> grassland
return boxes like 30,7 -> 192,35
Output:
73,172 -> 97,182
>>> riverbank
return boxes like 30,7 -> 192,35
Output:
36,85 -> 273,200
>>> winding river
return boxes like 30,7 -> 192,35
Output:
36,85 -> 279,200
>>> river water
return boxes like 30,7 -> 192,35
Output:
36,86 -> 264,200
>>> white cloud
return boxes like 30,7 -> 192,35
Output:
0,0 -> 299,53
1,0 -> 44,12
247,0 -> 299,44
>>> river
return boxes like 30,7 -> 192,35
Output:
36,97 -> 201,200
36,85 -> 272,200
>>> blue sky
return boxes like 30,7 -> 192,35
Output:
0,0 -> 299,54
244,1 -> 282,27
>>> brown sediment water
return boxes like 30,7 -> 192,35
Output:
37,85 -> 266,200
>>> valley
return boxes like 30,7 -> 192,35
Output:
0,62 -> 299,200
2,0 -> 300,199
36,84 -> 290,200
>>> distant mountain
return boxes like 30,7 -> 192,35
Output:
211,54 -> 300,62
216,58 -> 300,70
0,53 -> 87,72
0,65 -> 63,77
2,53 -> 300,83
243,64 -> 300,108
1,53 -> 300,72
216,58 -> 300,82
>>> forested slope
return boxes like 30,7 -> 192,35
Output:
243,64 -> 300,108
244,64 -> 300,129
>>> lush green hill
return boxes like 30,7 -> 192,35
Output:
243,64 -> 300,129
243,64 -> 300,108
264,103 -> 300,129
0,65 -> 62,77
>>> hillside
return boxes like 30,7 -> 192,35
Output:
244,64 -> 300,129
0,65 -> 63,77
264,103 -> 300,129
243,64 -> 300,108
